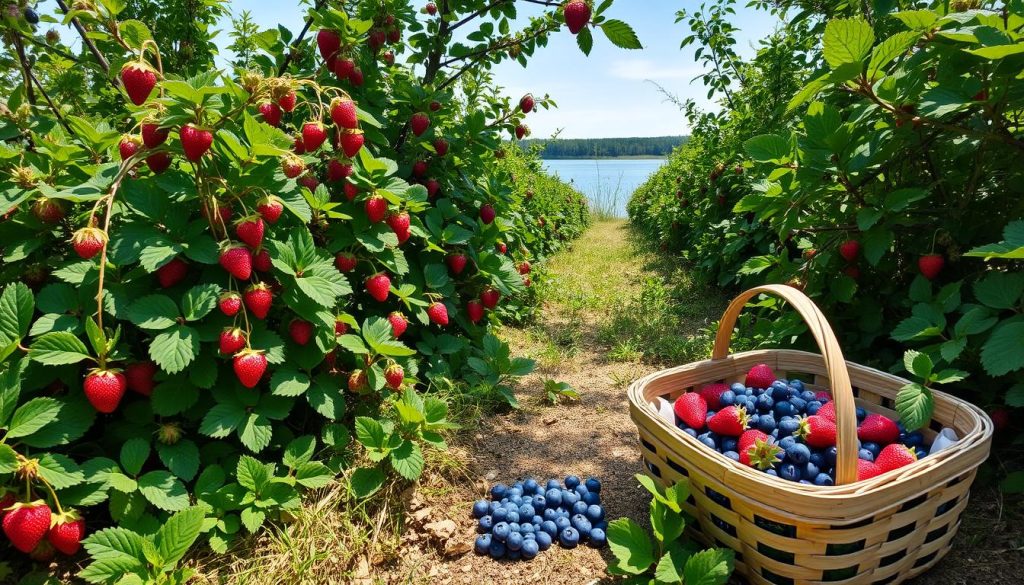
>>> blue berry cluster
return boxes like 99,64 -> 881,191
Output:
471,476 -> 607,560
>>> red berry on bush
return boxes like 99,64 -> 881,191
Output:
233,349 -> 267,388
244,283 -> 273,319
340,129 -> 365,157
919,254 -> 944,280
563,0 -> 591,34
433,138 -> 449,156
411,112 -> 430,136
480,287 -> 500,309
330,97 -> 359,129
467,299 -> 484,323
72,227 -> 107,260
479,203 -> 496,224
520,93 -> 535,114
427,301 -> 449,326
119,136 -> 141,160
120,62 -> 157,105
334,251 -> 357,272
365,272 -> 391,302
219,245 -> 253,280
235,215 -> 265,249
156,258 -> 188,288
385,363 -> 404,389
317,29 -> 341,63
259,102 -> 283,127
146,152 -> 173,174
277,90 -> 297,112
219,327 -> 246,355
256,196 -> 284,224
125,361 -> 158,396
839,240 -> 860,262
447,253 -> 468,275
180,124 -> 214,161
47,511 -> 86,555
2,501 -> 51,553
83,368 -> 127,413
365,195 -> 388,223
218,291 -> 242,316
388,311 -> 408,337
302,122 -> 328,151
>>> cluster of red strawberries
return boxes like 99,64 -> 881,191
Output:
2,494 -> 86,562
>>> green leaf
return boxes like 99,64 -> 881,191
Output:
653,543 -> 690,584
974,272 -> 1024,310
29,331 -> 92,365
270,368 -> 311,396
892,10 -> 937,30
867,31 -> 921,79
350,466 -> 386,499
295,461 -> 334,488
151,382 -> 200,416
236,455 -> 270,492
981,323 -> 1024,376
156,440 -> 200,481
1005,384 -> 1024,408
181,284 -> 220,321
903,349 -> 933,380
895,382 -> 933,431
862,227 -> 893,266
126,295 -> 179,330
823,18 -> 875,69
576,24 -> 593,55
5,397 -> 61,438
0,444 -> 17,473
120,437 -> 151,476
240,507 -> 266,533
932,369 -> 969,384
199,403 -> 246,438
390,440 -> 425,481
966,44 -> 1024,59
600,19 -> 642,49
682,548 -> 735,585
149,325 -> 199,374
743,134 -> 790,163
38,453 -> 85,489
239,413 -> 273,452
138,470 -> 190,511
0,282 -> 34,344
154,506 -> 205,567
607,518 -> 655,575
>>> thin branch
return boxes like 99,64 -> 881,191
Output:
16,31 -> 81,63
448,0 -> 510,33
278,0 -> 329,76
26,66 -> 76,137
12,37 -> 36,104
55,0 -> 111,74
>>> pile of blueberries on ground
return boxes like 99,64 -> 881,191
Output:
667,364 -> 934,485
471,476 -> 607,561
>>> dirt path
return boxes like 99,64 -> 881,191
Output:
380,219 -> 1021,585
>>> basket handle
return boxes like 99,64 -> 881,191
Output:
712,285 -> 859,485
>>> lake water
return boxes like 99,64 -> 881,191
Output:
542,158 -> 666,218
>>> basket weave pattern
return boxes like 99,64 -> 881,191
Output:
627,286 -> 992,585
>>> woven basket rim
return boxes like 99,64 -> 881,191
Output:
628,348 -> 993,501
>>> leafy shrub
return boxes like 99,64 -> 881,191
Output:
0,0 -> 638,578
629,2 -> 1023,435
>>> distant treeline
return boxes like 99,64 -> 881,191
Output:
520,136 -> 687,159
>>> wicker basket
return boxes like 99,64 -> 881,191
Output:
627,285 -> 993,585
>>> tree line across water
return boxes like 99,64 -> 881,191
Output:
521,136 -> 687,159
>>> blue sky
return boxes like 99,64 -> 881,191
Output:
43,0 -> 782,138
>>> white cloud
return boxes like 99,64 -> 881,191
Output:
608,59 -> 699,81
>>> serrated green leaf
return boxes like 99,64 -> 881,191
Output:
895,382 -> 933,431
238,413 -> 273,452
600,19 -> 641,49
295,461 -> 334,488
0,282 -> 34,345
120,438 -> 150,476
154,506 -> 205,566
607,518 -> 655,575
149,325 -> 199,374
240,507 -> 266,533
6,397 -> 60,438
390,440 -> 424,480
126,295 -> 179,330
270,368 -> 310,396
823,18 -> 874,68
682,548 -> 735,585
157,440 -> 200,481
38,453 -> 85,489
29,331 -> 92,365
199,402 -> 246,438
181,284 -> 220,321
349,466 -> 385,499
0,444 -> 17,473
138,470 -> 190,511
974,272 -> 1024,310
981,323 -> 1024,376
236,455 -> 271,492
283,435 -> 316,468
903,350 -> 933,380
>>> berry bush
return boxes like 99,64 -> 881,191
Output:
0,0 -> 639,577
629,2 -> 1023,445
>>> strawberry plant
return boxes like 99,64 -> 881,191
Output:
629,2 -> 1023,450
0,0 -> 638,577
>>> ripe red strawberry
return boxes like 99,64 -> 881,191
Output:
302,122 -> 328,152
47,510 -> 86,555
815,391 -> 832,402
839,239 -> 860,262
673,393 -> 707,430
334,316 -> 349,336
708,405 -> 750,436
141,122 -> 169,148
32,197 -> 65,223
744,364 -> 775,389
919,254 -> 944,280
156,258 -> 188,288
180,124 -> 214,161
333,57 -> 356,80
334,252 -> 357,272
348,369 -> 369,393
331,96 -> 360,130
739,429 -> 782,470
120,62 -> 157,105
697,383 -> 729,407
385,363 -> 404,390
427,301 -> 449,326
479,203 -> 496,225
522,275 -> 531,287
219,291 -> 242,316
3,501 -> 52,553
125,361 -> 157,396
282,154 -> 305,178
293,135 -> 306,154
817,400 -> 836,422
72,227 -> 107,260
447,253 -> 468,275
344,182 -> 360,200
478,288 -> 500,311
252,248 -> 272,273
234,216 -> 265,249
515,124 -> 528,140
277,90 -> 297,113
220,327 -> 246,355
857,459 -> 882,481
433,138 -> 449,156
858,414 -> 900,444
233,349 -> 267,388
383,50 -> 395,65
386,210 -> 411,239
388,311 -> 408,337
876,444 -> 917,473
467,299 -> 484,323
425,1 -> 437,15
219,245 -> 253,280
327,159 -> 353,183
365,272 -> 391,302
388,28 -> 401,44
349,67 -> 365,86
518,261 -> 532,275
411,112 -> 430,136
289,319 -> 314,346
365,195 -> 388,223
798,415 -> 837,448
340,129 -> 365,157
520,94 -> 535,114
426,178 -> 441,198
119,136 -> 141,160
412,160 -> 428,177
429,100 -> 442,112
83,368 -> 126,413
299,173 -> 321,191
259,102 -> 283,127
317,29 -> 341,62
563,0 -> 591,34
256,196 -> 283,224
496,242 -> 507,254
244,283 -> 273,319
369,28 -> 386,50
146,152 -> 173,174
